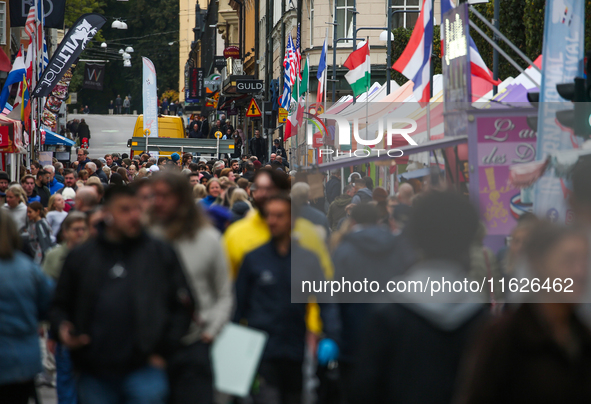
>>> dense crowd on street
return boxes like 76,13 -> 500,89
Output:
2,139 -> 591,404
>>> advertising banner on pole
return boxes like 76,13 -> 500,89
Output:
83,63 -> 105,91
32,13 -> 106,98
10,0 -> 66,29
533,0 -> 584,223
142,57 -> 158,138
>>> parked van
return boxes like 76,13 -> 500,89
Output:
130,115 -> 186,157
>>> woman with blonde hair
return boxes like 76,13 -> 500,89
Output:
229,188 -> 252,222
1,184 -> 28,232
46,194 -> 68,240
200,178 -> 222,207
193,183 -> 207,201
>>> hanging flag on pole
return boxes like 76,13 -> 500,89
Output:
295,24 -> 302,81
299,56 -> 309,97
280,35 -> 297,109
344,41 -> 371,97
316,38 -> 327,104
0,48 -> 26,111
392,0 -> 434,102
440,0 -> 500,86
142,57 -> 158,138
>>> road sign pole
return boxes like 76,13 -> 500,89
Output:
217,136 -> 220,159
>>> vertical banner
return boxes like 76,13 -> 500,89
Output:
533,0 -> 584,223
142,57 -> 158,138
442,3 -> 471,112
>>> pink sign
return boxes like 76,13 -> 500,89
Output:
476,116 -> 537,236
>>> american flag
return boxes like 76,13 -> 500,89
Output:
295,24 -> 302,81
24,3 -> 36,40
283,35 -> 297,87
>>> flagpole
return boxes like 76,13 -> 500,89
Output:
305,55 -> 309,167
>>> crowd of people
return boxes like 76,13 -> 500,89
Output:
2,144 -> 591,404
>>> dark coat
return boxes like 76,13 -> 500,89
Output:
250,136 -> 267,162
350,303 -> 487,404
327,194 -> 352,231
77,122 -> 90,139
325,176 -> 342,205
455,304 -> 591,404
234,241 -> 340,361
50,229 -> 194,374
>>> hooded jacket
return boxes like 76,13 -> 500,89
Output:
50,227 -> 194,375
2,202 -> 28,232
327,194 -> 352,230
350,260 -> 488,404
332,226 -> 415,362
351,187 -> 372,204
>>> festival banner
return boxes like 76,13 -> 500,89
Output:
82,63 -> 105,91
10,0 -> 67,28
533,0 -> 584,223
32,13 -> 106,98
142,57 -> 158,138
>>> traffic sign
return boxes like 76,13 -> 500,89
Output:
246,99 -> 262,117
278,108 -> 288,123
214,131 -> 223,139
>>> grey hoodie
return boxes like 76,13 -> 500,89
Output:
2,202 -> 27,233
389,260 -> 485,331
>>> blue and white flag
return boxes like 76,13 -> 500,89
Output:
533,0 -> 585,223
316,38 -> 327,104
142,57 -> 158,138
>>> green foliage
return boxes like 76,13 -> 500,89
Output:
70,0 -> 180,114
524,0 -> 545,61
65,0 -> 105,28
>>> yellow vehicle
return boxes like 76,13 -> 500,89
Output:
131,115 -> 186,157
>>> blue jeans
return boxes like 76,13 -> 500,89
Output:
56,342 -> 77,404
77,366 -> 168,404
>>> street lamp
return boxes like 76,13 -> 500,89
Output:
122,52 -> 131,60
100,42 -> 107,48
123,60 -> 131,67
125,46 -> 134,53
118,49 -> 124,54
379,30 -> 394,42
111,19 -> 128,29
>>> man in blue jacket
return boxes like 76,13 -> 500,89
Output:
234,194 -> 340,404
44,165 -> 64,195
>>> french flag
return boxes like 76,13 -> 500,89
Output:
392,0 -> 434,102
0,48 -> 26,113
441,0 -> 501,86
316,39 -> 327,104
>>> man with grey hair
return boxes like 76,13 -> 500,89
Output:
44,164 -> 65,195
291,182 -> 330,237
148,157 -> 157,165
213,161 -> 225,171
54,162 -> 65,183
74,186 -> 99,213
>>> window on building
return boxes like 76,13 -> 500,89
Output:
336,0 -> 354,45
310,0 -> 314,47
0,2 -> 6,45
391,0 -> 420,29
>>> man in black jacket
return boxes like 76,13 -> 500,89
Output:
249,130 -> 267,163
50,186 -> 194,403
325,171 -> 342,205
234,194 -> 340,404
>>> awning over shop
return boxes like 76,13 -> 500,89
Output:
305,135 -> 468,172
43,129 -> 76,146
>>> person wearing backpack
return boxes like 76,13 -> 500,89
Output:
351,178 -> 372,205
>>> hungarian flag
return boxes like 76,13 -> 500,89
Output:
299,57 -> 308,97
344,41 -> 371,97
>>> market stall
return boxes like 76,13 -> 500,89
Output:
41,128 -> 76,165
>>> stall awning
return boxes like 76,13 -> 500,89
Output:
302,136 -> 468,171
44,130 -> 76,146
